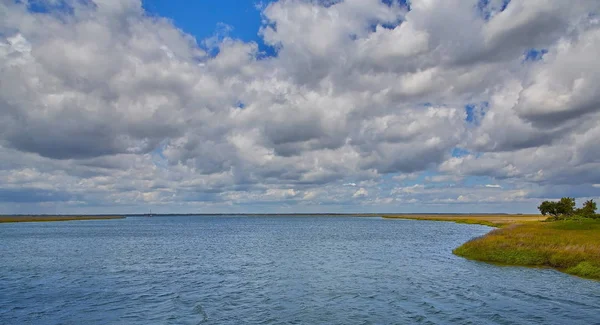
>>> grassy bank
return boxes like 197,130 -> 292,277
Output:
0,216 -> 125,223
453,219 -> 600,280
382,214 -> 544,227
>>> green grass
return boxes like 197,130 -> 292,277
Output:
451,219 -> 507,227
453,219 -> 600,280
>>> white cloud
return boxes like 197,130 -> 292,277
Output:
302,191 -> 318,201
353,188 -> 369,198
0,0 -> 599,213
485,184 -> 502,188
426,175 -> 463,183
265,188 -> 298,199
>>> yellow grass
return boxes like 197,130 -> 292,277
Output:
382,214 -> 545,227
0,216 -> 125,223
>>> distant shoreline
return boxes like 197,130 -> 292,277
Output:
0,213 -> 539,223
0,216 -> 126,223
381,214 -> 544,227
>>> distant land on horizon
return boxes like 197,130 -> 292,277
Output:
1,213 -> 534,217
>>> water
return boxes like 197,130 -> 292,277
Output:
1,216 -> 599,325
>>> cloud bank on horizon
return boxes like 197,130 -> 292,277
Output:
1,0 -> 600,214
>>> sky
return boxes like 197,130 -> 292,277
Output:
1,0 -> 600,215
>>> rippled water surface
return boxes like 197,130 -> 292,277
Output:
1,216 -> 599,324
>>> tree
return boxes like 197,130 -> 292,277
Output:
538,197 -> 577,219
556,197 -> 576,216
538,201 -> 558,217
578,199 -> 597,218
539,198 -> 598,220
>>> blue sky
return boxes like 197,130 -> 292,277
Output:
0,0 -> 599,214
143,0 -> 274,54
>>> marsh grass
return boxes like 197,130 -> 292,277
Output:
445,219 -> 506,227
453,219 -> 600,280
381,214 -> 544,227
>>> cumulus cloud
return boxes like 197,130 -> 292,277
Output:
353,188 -> 369,198
0,0 -> 599,213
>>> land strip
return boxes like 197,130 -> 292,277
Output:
381,214 -> 545,227
384,214 -> 600,280
454,219 -> 600,280
0,216 -> 125,223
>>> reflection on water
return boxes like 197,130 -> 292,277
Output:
1,216 -> 599,324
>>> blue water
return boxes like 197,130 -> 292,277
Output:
1,216 -> 599,325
